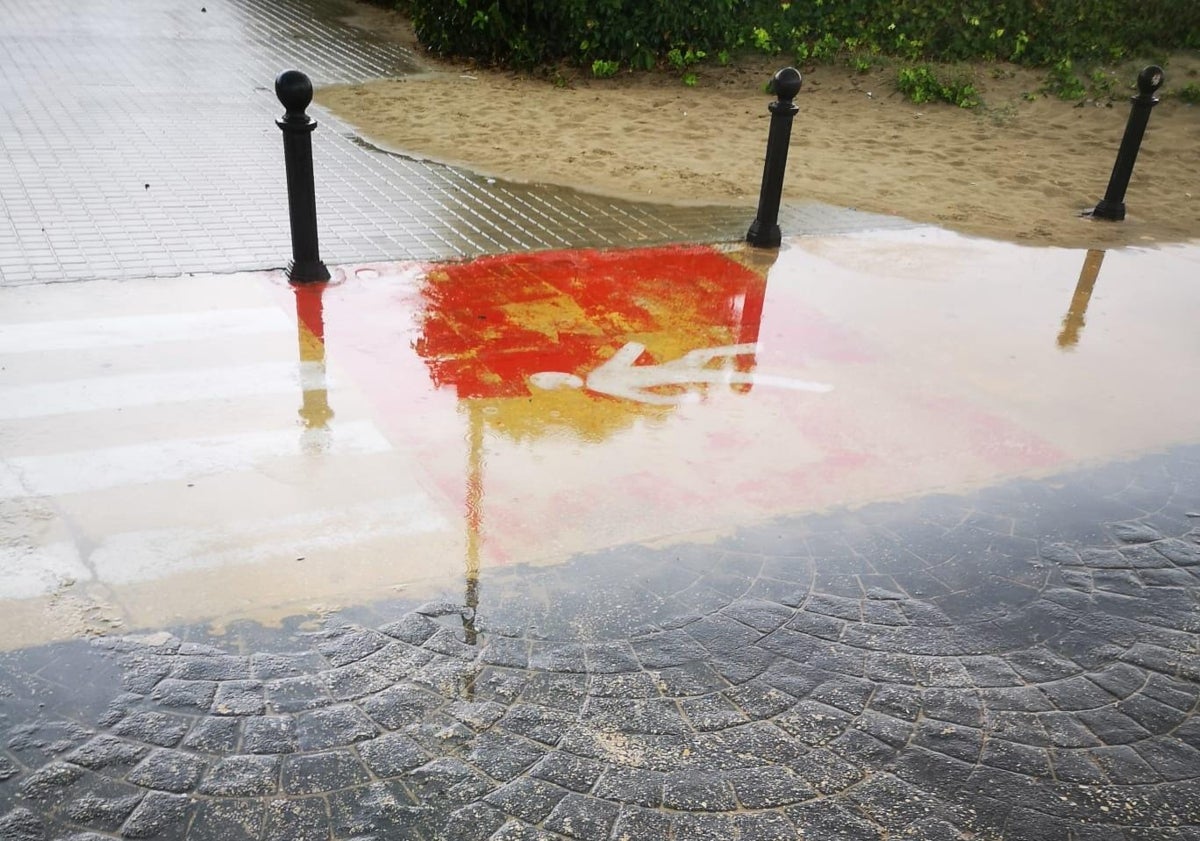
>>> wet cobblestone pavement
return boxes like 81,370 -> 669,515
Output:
0,0 -> 904,286
3,444 -> 1200,840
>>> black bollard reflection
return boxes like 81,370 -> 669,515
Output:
1057,249 -> 1106,349
462,402 -> 483,648
730,244 -> 778,392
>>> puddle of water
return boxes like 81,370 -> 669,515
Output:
2,229 -> 1199,645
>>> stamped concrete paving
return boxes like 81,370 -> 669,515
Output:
2,445 -> 1200,840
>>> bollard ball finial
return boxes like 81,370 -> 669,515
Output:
275,70 -> 314,118
770,67 -> 803,102
1136,65 -> 1164,97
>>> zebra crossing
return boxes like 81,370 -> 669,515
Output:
0,270 -> 457,640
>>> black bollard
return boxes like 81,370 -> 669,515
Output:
1091,65 -> 1164,222
747,67 -> 803,248
275,70 -> 330,283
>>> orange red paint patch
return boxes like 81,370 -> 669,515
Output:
414,246 -> 768,401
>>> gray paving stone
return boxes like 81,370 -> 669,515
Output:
735,811 -> 800,841
360,684 -> 443,730
581,643 -> 640,674
241,716 -> 297,755
61,787 -> 144,831
463,732 -> 545,782
250,652 -> 325,681
542,793 -> 620,840
729,766 -> 815,809
489,819 -> 559,841
180,716 -> 241,754
0,808 -> 44,841
379,615 -> 439,647
446,700 -> 507,731
282,748 -> 371,794
1116,693 -> 1190,733
478,637 -> 529,669
496,704 -> 575,745
198,755 -> 281,796
15,761 -> 84,802
294,704 -> 379,750
212,680 -> 267,716
263,797 -> 330,841
322,663 -> 394,701
315,627 -> 391,667
109,712 -> 191,747
405,758 -> 491,811
150,678 -> 218,710
854,710 -> 916,748
589,767 -> 664,809
168,655 -> 252,682
519,673 -> 589,713
119,791 -> 192,839
662,771 -> 737,811
631,630 -> 710,668
528,753 -> 603,793
265,675 -> 333,713
483,776 -> 569,824
440,801 -> 509,841
610,805 -> 672,839
670,812 -> 739,841
125,748 -> 207,792
65,735 -> 148,771
188,799 -> 265,841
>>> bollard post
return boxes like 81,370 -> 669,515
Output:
275,70 -> 331,283
1091,65 -> 1164,222
747,67 -> 803,248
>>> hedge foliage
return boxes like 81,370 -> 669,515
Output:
403,0 -> 1200,69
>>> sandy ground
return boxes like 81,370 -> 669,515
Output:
322,5 -> 1200,248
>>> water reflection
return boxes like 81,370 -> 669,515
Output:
1057,249 -> 1106,350
463,402 -> 483,648
294,283 -> 335,452
412,246 -> 777,600
415,247 -> 776,435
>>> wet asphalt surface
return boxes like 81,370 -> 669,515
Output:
3,0 -> 1200,839
2,445 -> 1200,840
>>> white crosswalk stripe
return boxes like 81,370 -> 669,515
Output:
0,421 -> 391,500
0,361 -> 326,420
0,291 -> 456,624
0,308 -> 291,353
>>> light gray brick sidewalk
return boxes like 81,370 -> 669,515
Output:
0,0 -> 906,286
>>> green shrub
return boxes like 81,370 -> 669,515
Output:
405,0 -> 1200,70
410,0 -> 745,69
1175,82 -> 1200,103
897,64 -> 981,107
590,59 -> 619,78
1041,58 -> 1088,100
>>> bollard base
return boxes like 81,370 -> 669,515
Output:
1090,199 -> 1126,222
287,259 -> 331,284
746,219 -> 782,249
